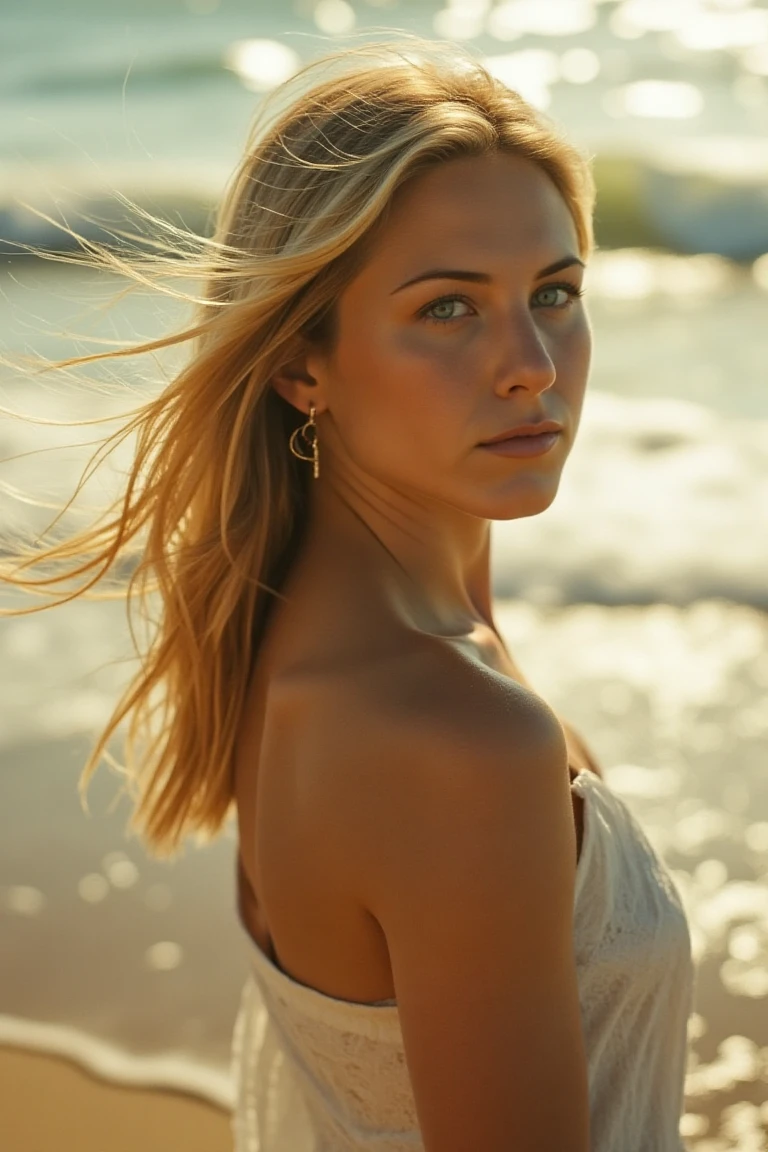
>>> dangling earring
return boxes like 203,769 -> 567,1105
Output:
288,402 -> 319,479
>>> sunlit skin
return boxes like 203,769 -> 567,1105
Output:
271,151 -> 592,637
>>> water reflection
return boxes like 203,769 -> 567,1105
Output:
487,0 -> 597,39
434,0 -> 489,40
224,39 -> 300,92
560,47 -> 601,83
743,41 -> 768,75
314,0 -> 357,35
484,48 -> 559,106
612,0 -> 703,36
145,941 -> 184,971
585,251 -> 734,300
675,8 -> 768,52
3,886 -> 46,916
604,79 -> 704,119
78,873 -> 110,903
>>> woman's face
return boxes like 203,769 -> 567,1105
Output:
306,150 -> 592,522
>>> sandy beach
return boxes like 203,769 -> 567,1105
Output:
0,1046 -> 231,1152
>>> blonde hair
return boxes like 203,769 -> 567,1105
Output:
0,38 -> 596,857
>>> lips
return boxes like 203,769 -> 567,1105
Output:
479,430 -> 561,458
480,420 -> 563,445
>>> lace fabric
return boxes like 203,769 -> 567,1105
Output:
230,770 -> 694,1152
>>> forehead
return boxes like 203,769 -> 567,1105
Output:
362,151 -> 578,281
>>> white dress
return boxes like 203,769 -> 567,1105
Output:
230,769 -> 694,1151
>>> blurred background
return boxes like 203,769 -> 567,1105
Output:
1,1 -> 767,1149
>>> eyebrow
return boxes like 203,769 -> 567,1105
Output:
390,255 -> 585,295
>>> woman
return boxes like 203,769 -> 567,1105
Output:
2,39 -> 693,1152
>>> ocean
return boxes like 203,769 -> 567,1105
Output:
1,2 -> 768,1148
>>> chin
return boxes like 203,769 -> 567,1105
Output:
480,478 -> 561,522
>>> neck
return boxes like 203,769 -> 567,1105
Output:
304,464 -> 496,638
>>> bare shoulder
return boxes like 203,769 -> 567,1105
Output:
316,633 -> 564,760
313,641 -> 590,1151
319,636 -> 575,909
311,637 -> 570,865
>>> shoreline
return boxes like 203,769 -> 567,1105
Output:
0,1013 -> 235,1111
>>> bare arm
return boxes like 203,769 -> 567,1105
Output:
334,661 -> 591,1152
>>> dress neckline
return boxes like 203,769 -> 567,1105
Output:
241,770 -> 599,1014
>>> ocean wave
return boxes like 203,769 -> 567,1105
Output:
2,148 -> 768,260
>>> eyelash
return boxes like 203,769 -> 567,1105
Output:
419,282 -> 586,325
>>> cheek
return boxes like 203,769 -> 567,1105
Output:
330,325 -> 473,474
325,332 -> 407,465
558,315 -> 591,387
556,321 -> 591,434
336,324 -> 467,428
389,326 -> 481,422
573,311 -> 592,369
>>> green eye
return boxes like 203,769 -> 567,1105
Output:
421,295 -> 474,325
535,283 -> 585,308
536,286 -> 563,307
420,283 -> 584,327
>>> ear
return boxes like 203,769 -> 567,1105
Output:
269,352 -> 324,415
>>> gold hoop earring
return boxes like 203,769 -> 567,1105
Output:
288,402 -> 319,479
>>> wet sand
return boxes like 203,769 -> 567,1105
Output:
0,1045 -> 231,1152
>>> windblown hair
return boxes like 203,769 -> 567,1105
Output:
0,37 -> 596,857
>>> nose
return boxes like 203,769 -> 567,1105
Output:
491,308 -> 556,398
